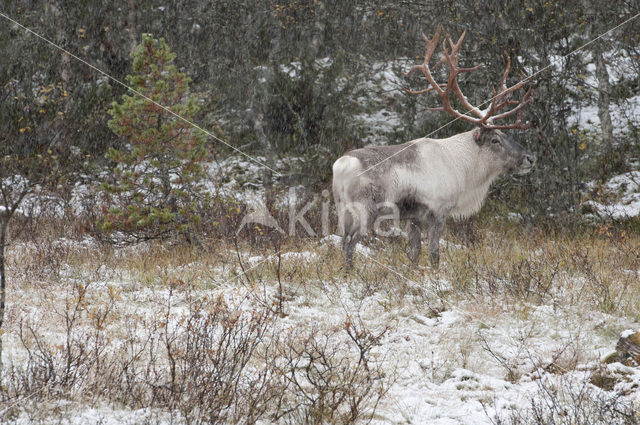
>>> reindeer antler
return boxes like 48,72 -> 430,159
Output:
404,26 -> 533,130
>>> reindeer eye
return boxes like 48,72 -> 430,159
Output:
491,138 -> 500,145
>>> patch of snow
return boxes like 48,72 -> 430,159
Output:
584,171 -> 640,218
355,108 -> 402,145
204,156 -> 305,204
351,59 -> 412,144
321,234 -> 342,246
569,94 -> 640,134
567,47 -> 640,134
355,242 -> 374,257
246,251 -> 319,266
247,254 -> 266,265
586,198 -> 640,219
280,251 -> 319,262
604,171 -> 640,194
11,404 -> 174,425
279,57 -> 333,78
320,233 -> 374,257
507,212 -> 523,222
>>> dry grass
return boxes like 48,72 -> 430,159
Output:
439,221 -> 640,320
1,228 -> 391,424
1,216 -> 639,423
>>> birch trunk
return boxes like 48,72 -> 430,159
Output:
594,47 -> 615,153
0,217 -> 7,377
583,0 -> 615,156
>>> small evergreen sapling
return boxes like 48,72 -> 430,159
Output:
102,34 -> 209,242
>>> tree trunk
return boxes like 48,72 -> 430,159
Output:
46,0 -> 71,152
309,0 -> 326,60
0,217 -> 8,377
249,101 -> 276,206
583,0 -> 615,167
128,0 -> 138,54
244,11 -> 278,208
594,48 -> 614,154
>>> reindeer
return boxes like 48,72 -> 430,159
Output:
332,26 -> 536,269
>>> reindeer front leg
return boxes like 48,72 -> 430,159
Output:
343,233 -> 361,269
407,220 -> 422,264
427,215 -> 446,268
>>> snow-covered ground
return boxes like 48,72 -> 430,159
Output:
569,93 -> 640,134
585,171 -> 640,219
2,237 -> 638,424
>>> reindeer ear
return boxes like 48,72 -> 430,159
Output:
474,127 -> 484,144
474,126 -> 492,145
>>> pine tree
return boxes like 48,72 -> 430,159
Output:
102,34 -> 208,242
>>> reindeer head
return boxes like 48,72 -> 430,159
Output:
404,26 -> 536,176
474,128 -> 536,175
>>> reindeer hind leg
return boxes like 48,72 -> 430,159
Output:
341,204 -> 372,269
342,216 -> 361,270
